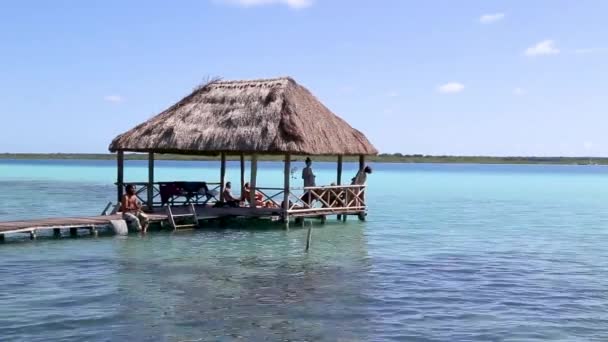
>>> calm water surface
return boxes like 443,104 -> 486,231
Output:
1,160 -> 607,341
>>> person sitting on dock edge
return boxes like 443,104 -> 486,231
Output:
120,184 -> 149,232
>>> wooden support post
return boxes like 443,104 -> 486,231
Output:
358,212 -> 366,221
283,154 -> 291,229
250,154 -> 258,208
147,152 -> 154,211
117,150 -> 124,203
29,230 -> 37,240
337,155 -> 343,220
70,228 -> 78,237
240,153 -> 245,194
343,188 -> 348,222
53,228 -> 61,238
0,234 -> 4,242
220,152 -> 226,202
359,154 -> 366,209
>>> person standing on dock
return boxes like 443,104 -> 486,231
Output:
351,165 -> 372,185
120,184 -> 149,233
301,157 -> 316,205
302,157 -> 316,187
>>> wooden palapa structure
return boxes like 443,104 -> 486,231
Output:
108,77 -> 378,228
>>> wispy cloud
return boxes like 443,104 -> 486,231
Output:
524,40 -> 560,57
437,82 -> 464,94
584,141 -> 594,150
216,0 -> 313,9
479,13 -> 505,24
386,90 -> 399,98
513,87 -> 525,96
104,95 -> 124,103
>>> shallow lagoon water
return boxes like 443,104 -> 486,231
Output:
1,160 -> 607,341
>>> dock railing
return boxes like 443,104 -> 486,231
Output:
116,182 -> 221,208
116,182 -> 366,216
255,184 -> 367,214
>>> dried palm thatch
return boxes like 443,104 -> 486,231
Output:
109,77 -> 377,156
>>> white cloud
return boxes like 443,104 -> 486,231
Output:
524,40 -> 560,57
217,0 -> 313,9
584,141 -> 594,150
513,87 -> 525,96
387,90 -> 399,98
479,13 -> 505,24
104,95 -> 124,103
437,82 -> 464,94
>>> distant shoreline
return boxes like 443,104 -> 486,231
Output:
0,153 -> 605,165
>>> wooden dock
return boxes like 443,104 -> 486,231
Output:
0,203 -> 364,242
0,213 -> 168,241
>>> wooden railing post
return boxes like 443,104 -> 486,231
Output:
220,152 -> 226,202
343,186 -> 348,222
250,154 -> 258,208
147,152 -> 154,211
337,155 -> 343,220
240,153 -> 245,194
283,154 -> 291,228
117,150 -> 124,204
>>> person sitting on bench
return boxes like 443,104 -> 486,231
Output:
222,182 -> 241,207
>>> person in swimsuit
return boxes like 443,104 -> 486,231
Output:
120,184 -> 149,232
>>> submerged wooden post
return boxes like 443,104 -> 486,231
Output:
117,150 -> 124,203
220,152 -> 226,201
70,228 -> 78,237
283,154 -> 291,228
359,154 -> 365,171
0,234 -> 4,242
250,154 -> 258,208
147,152 -> 154,211
337,155 -> 343,220
305,222 -> 313,251
53,228 -> 61,238
240,154 -> 245,193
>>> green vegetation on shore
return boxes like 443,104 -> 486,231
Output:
0,153 -> 605,165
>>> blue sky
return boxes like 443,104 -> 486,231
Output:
1,0 -> 606,156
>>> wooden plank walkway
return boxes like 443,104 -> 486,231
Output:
0,204 -> 364,241
0,213 -> 168,235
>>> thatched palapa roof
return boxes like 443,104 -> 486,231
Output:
109,77 -> 377,156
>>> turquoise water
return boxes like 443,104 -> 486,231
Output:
1,160 -> 608,341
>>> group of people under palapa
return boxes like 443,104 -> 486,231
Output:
119,158 -> 372,231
